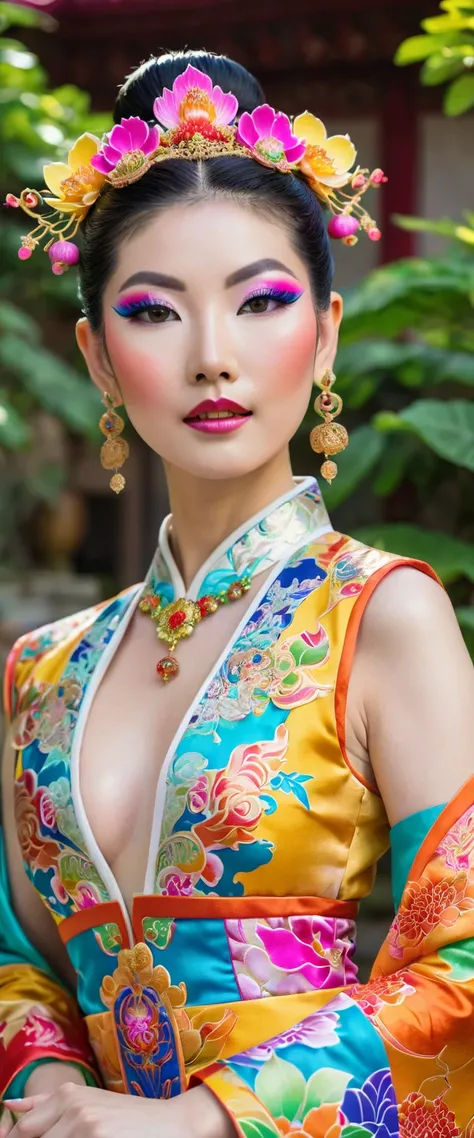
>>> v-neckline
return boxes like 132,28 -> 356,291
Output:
70,478 -> 332,939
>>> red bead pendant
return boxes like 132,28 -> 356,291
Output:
156,655 -> 179,682
168,609 -> 186,631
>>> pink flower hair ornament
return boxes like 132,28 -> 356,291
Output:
5,65 -> 387,271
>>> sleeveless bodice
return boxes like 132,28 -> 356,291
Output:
5,479 -> 413,1095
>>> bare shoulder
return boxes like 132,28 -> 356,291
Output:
353,564 -> 474,824
359,564 -> 458,648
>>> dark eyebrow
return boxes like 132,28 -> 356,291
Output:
225,259 -> 298,288
118,271 -> 186,292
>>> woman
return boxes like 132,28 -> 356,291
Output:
1,49 -> 473,1137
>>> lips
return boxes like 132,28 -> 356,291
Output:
184,397 -> 251,422
184,397 -> 252,436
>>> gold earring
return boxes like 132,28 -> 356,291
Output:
99,393 -> 129,494
310,368 -> 349,484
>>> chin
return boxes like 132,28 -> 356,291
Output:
167,450 -> 267,481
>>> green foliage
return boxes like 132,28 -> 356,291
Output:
329,250 -> 474,647
0,2 -> 106,561
395,0 -> 474,114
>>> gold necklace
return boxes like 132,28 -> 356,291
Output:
139,576 -> 251,682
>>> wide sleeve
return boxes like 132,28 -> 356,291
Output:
1,642 -> 99,1098
194,779 -> 474,1134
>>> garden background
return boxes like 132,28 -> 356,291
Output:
0,0 -> 473,977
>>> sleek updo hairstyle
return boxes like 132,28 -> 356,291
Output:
79,50 -> 334,332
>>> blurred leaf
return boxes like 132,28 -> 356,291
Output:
399,399 -> 474,469
445,71 -> 474,111
320,426 -> 385,510
50,83 -> 91,116
0,392 -> 30,447
0,300 -> 40,343
393,214 -> 460,237
455,224 -> 474,244
0,335 -> 101,436
353,524 -> 474,583
0,3 -> 57,32
395,32 -> 460,62
373,436 -> 419,496
422,14 -> 474,30
373,410 -> 413,433
457,606 -> 474,630
421,53 -> 465,84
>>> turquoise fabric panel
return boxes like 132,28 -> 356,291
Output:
390,802 -> 446,911
149,918 -> 242,1006
66,925 -> 122,1016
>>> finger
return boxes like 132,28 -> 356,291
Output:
6,1098 -> 60,1138
3,1099 -> 49,1113
0,1110 -> 15,1138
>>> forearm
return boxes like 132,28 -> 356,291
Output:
189,1083 -> 236,1138
24,1062 -> 87,1095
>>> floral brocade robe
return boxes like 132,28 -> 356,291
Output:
1,478 -> 474,1133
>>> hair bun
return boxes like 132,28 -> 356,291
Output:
114,49 -> 265,124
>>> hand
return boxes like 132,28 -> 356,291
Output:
3,1083 -> 235,1138
0,1066 -> 87,1137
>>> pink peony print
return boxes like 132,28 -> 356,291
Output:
227,915 -> 357,998
162,870 -> 194,897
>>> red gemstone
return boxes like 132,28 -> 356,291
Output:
198,595 -> 215,616
168,609 -> 186,630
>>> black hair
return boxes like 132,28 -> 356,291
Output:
79,49 -> 334,332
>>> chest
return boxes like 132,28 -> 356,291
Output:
79,579 -> 265,908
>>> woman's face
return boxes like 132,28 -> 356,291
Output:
78,198 -> 342,482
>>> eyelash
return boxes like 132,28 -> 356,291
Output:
113,286 -> 302,322
240,287 -> 303,312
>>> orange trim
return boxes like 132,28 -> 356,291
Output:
2,639 -> 25,722
58,901 -> 131,948
407,775 -> 474,884
335,557 -> 441,795
132,893 -> 358,941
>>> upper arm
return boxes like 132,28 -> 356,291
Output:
353,567 -> 474,826
1,729 -> 77,989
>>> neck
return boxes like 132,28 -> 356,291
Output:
164,451 -> 295,590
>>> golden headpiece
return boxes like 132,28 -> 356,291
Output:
6,64 -> 386,274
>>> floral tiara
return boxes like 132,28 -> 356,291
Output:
5,63 -> 387,275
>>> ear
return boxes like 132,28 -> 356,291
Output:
76,317 -> 122,404
314,291 -> 343,379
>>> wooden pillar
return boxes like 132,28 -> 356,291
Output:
380,77 -> 419,262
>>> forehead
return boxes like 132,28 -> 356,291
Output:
110,197 -> 308,289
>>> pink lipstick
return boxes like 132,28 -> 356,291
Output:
184,398 -> 252,435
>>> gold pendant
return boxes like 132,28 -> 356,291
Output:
139,578 -> 251,682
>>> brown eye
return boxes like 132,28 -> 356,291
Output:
138,305 -> 178,324
242,296 -> 271,314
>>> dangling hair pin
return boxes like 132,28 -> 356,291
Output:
5,64 -> 387,272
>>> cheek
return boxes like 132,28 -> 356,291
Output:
249,309 -> 316,401
105,322 -> 172,407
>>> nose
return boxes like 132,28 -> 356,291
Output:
194,366 -> 236,383
188,312 -> 239,386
